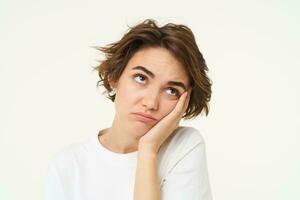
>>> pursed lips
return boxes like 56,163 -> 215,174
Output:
132,112 -> 157,121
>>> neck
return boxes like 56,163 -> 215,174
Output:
99,115 -> 139,154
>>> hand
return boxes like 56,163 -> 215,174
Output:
138,87 -> 192,154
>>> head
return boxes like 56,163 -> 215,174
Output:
92,19 -> 212,134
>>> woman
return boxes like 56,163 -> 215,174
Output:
44,19 -> 213,200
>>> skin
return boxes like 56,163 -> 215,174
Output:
99,46 -> 192,154
133,88 -> 191,200
98,46 -> 192,199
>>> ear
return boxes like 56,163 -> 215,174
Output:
108,76 -> 118,89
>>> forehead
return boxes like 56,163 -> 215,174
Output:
125,47 -> 189,81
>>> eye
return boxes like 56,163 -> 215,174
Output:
134,73 -> 147,84
166,87 -> 180,97
133,73 -> 181,97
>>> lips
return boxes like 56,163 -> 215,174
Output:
132,112 -> 157,122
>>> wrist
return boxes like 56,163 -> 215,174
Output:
138,143 -> 158,155
138,147 -> 157,158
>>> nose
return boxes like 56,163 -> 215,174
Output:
141,90 -> 159,111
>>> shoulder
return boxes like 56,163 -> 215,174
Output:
159,126 -> 205,154
157,126 -> 206,173
47,138 -> 92,173
170,126 -> 205,145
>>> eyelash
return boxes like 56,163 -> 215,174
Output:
133,73 -> 180,97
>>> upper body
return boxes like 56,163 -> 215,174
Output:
44,19 -> 213,200
44,126 -> 213,200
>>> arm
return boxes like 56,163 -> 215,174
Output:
133,149 -> 160,200
133,89 -> 192,200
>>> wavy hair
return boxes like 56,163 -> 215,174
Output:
92,19 -> 212,119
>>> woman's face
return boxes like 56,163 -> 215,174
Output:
111,47 -> 190,137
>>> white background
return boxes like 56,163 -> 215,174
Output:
0,0 -> 299,200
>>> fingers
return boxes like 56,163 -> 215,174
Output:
163,87 -> 192,123
173,87 -> 192,117
181,88 -> 192,115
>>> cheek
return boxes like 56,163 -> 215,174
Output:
159,100 -> 178,119
115,84 -> 137,109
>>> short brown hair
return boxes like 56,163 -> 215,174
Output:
92,19 -> 212,120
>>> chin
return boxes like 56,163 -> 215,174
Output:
130,124 -> 150,137
125,113 -> 155,137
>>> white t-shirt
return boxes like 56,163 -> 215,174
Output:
44,126 -> 213,200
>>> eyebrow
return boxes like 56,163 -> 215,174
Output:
132,66 -> 187,91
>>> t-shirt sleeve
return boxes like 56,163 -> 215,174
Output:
43,159 -> 65,200
160,142 -> 213,200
